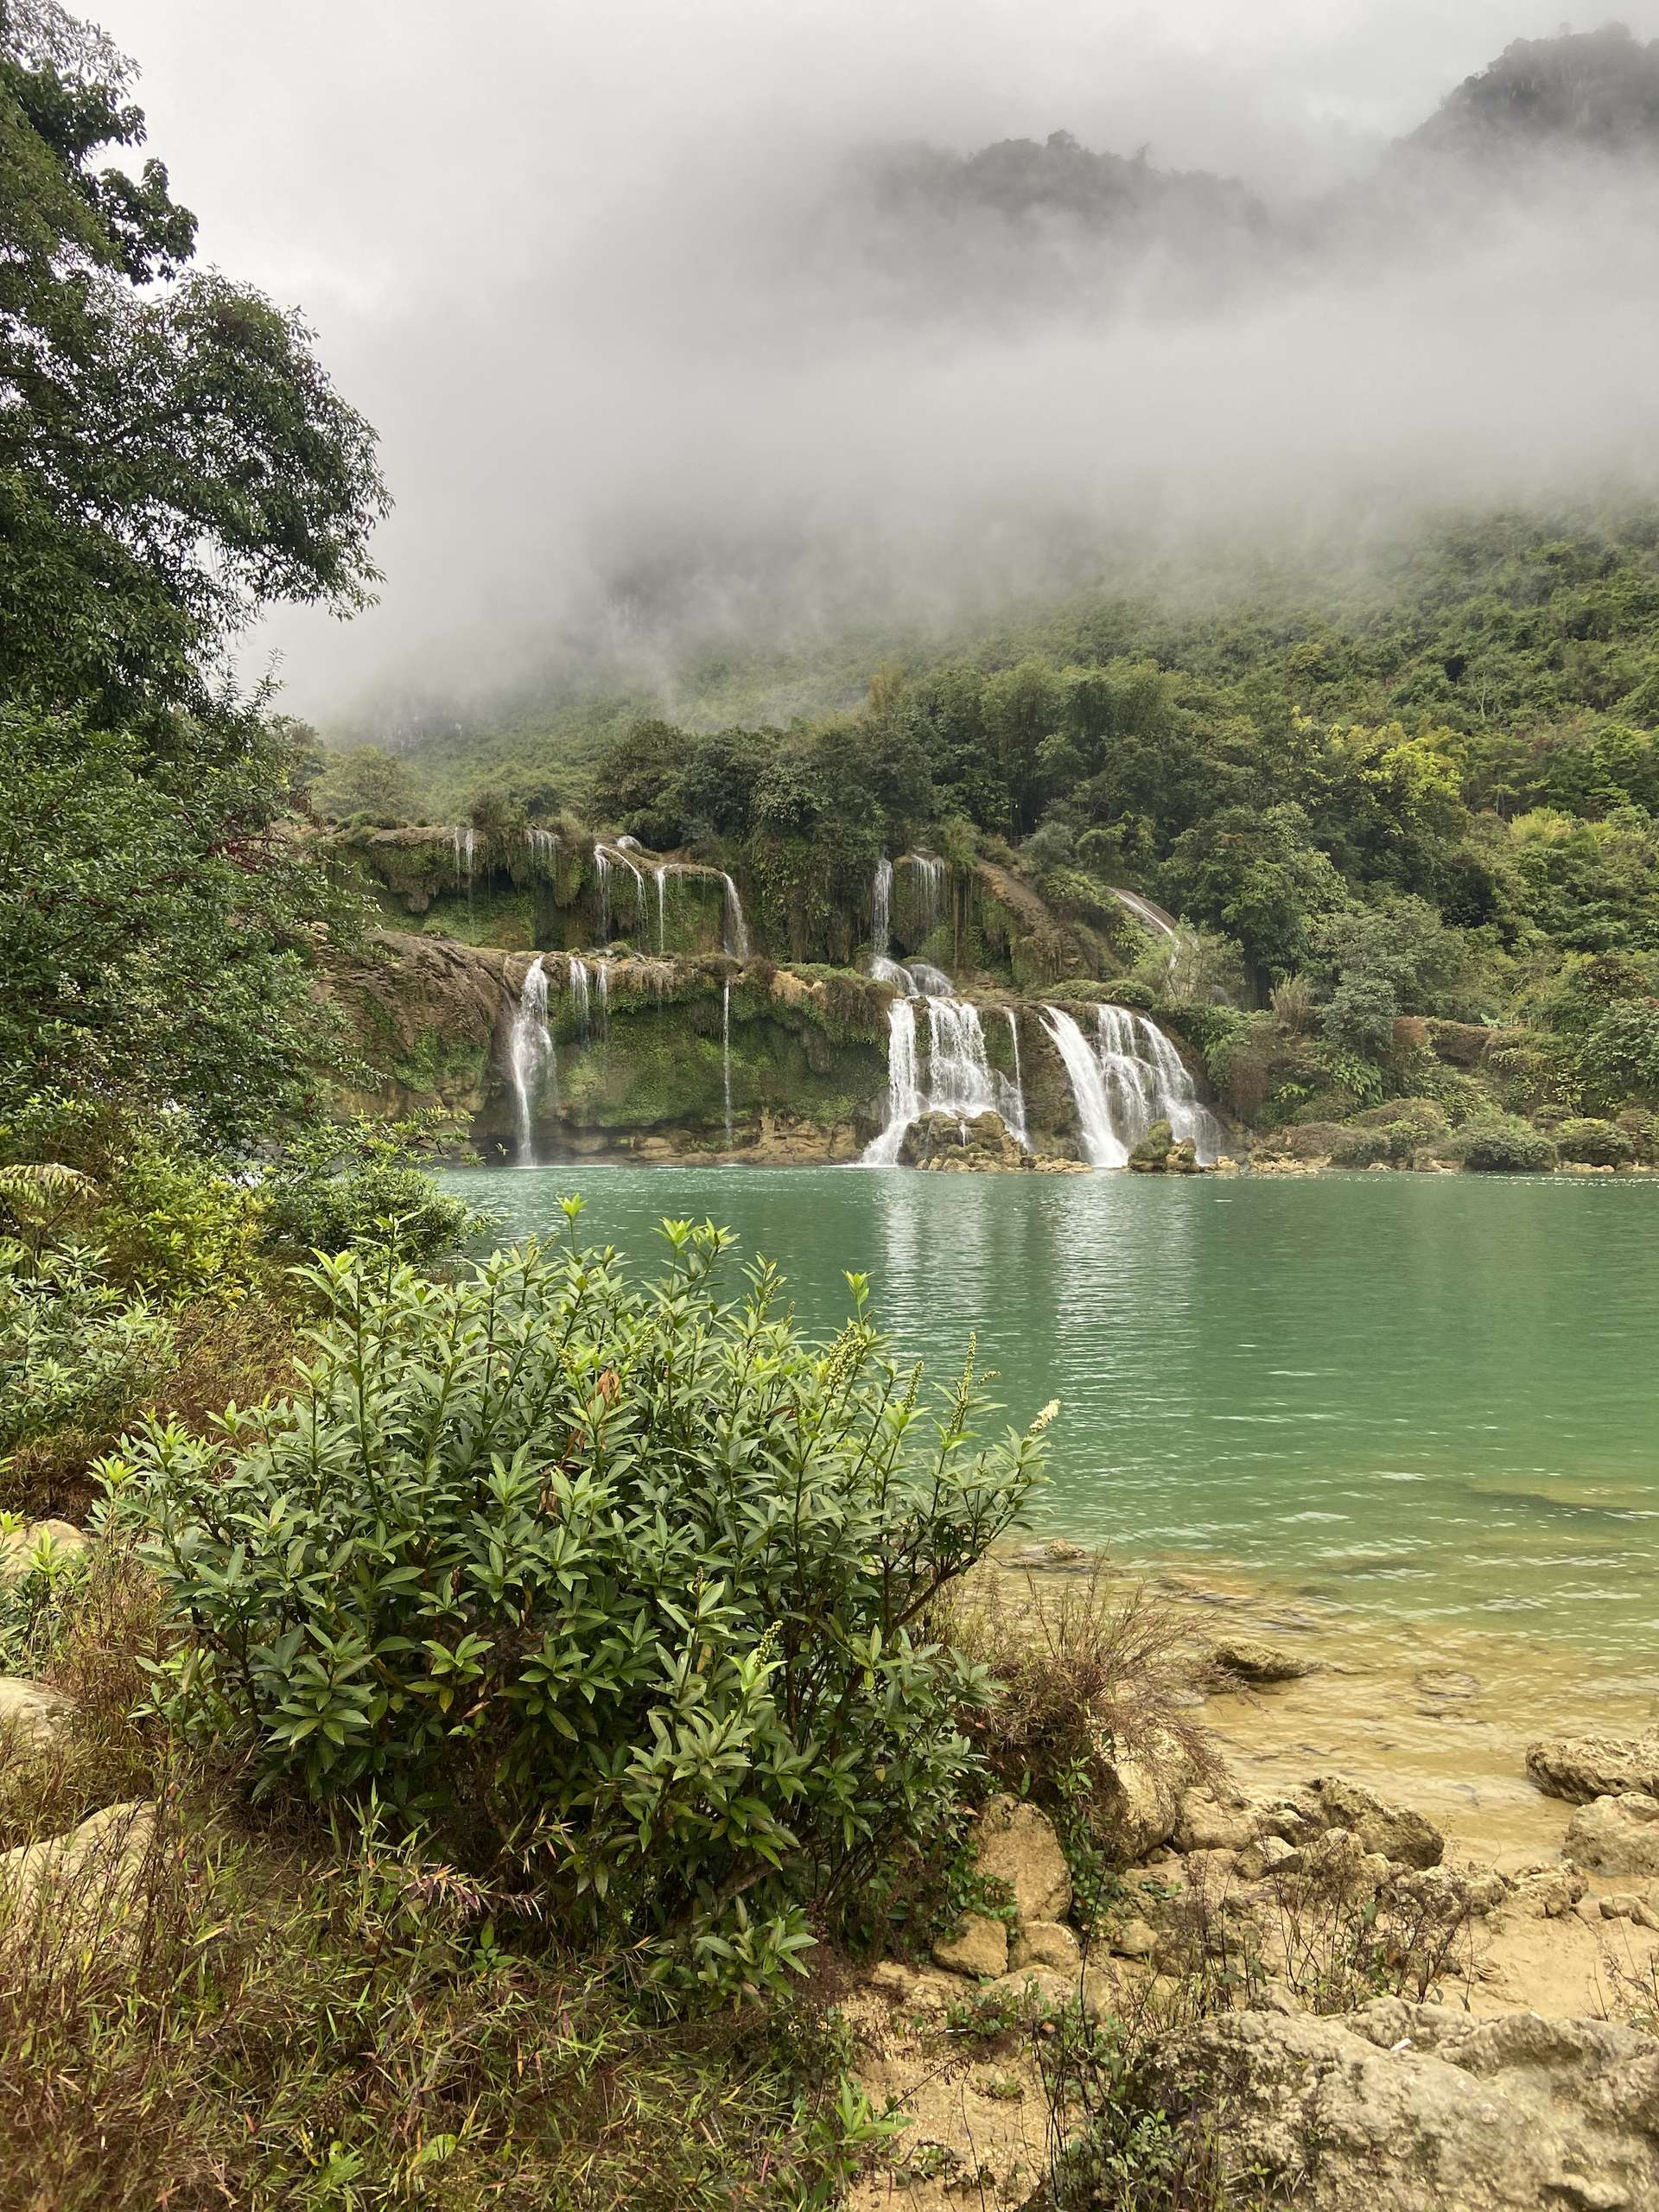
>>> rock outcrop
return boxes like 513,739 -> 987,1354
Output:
1206,1636 -> 1320,1685
898,1109 -> 1031,1173
1526,1731 -> 1659,1806
1562,1791 -> 1659,1878
1147,1999 -> 1659,2211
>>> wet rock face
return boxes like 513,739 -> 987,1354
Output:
1148,1999 -> 1659,2211
1563,1791 -> 1659,1878
1206,1636 -> 1319,1685
897,1109 -> 1031,1173
1127,1117 -> 1204,1173
1525,1731 -> 1659,1806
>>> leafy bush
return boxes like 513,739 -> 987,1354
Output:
110,1214 -> 1049,1996
1554,1116 -> 1635,1166
256,1116 -> 485,1266
1349,1097 -> 1451,1142
1099,979 -> 1160,1013
0,1246 -> 173,1462
1441,1116 -> 1558,1173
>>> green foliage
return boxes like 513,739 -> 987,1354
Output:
1553,1116 -> 1635,1167
0,711 -> 364,1148
310,743 -> 421,823
111,1217 -> 1049,1997
256,1116 -> 486,1266
1442,1116 -> 1558,1173
0,1243 -> 172,1459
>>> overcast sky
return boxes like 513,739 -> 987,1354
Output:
87,3 -> 1659,725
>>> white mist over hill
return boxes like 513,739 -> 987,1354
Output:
91,2 -> 1659,729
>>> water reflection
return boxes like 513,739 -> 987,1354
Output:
444,1165 -> 1659,1662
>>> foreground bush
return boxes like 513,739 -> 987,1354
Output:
108,1212 -> 1048,1993
0,1244 -> 173,1468
1553,1116 -> 1635,1167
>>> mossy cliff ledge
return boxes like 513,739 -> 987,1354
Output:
336,935 -> 1230,1166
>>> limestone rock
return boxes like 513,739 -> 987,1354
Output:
991,1965 -> 1075,2015
932,1912 -> 1008,1980
1310,1775 -> 1444,1870
1093,1727 -> 1198,1862
1525,1730 -> 1659,1806
1,1802 -> 157,1941
0,1675 -> 70,1745
975,1796 -> 1071,1923
1109,1916 -> 1158,1961
0,1518 -> 88,1580
1010,1918 -> 1081,1974
1173,1786 -> 1255,1853
1563,1791 -> 1659,1878
899,1110 -> 1031,1174
1207,1636 -> 1319,1685
1146,1999 -> 1659,2210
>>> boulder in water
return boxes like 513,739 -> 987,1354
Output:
898,1109 -> 1032,1173
1128,1118 -> 1205,1173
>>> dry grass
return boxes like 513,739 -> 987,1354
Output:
940,1564 -> 1216,1828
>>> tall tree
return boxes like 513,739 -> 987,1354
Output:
0,0 -> 387,726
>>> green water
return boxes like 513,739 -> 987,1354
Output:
443,1166 -> 1659,1669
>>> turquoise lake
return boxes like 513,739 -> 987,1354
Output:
443,1166 -> 1659,1673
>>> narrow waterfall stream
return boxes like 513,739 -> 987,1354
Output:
1001,1008 -> 1028,1147
507,956 -> 556,1164
863,999 -> 921,1163
564,955 -> 590,1039
721,979 -> 734,1150
1040,1006 -> 1128,1166
720,874 -> 750,958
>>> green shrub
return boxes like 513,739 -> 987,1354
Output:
1554,1117 -> 1635,1166
1349,1097 -> 1450,1141
256,1116 -> 486,1266
1442,1116 -> 1557,1173
109,1214 -> 1049,1997
1098,979 -> 1159,1014
0,1245 -> 174,1461
1326,1126 -> 1398,1167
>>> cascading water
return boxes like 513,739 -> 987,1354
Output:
872,856 -> 893,960
720,874 -> 750,959
923,999 -> 997,1122
1041,1002 -> 1222,1166
1111,887 -> 1177,942
1041,1006 -> 1130,1167
1098,1006 -> 1223,1159
872,954 -> 917,995
524,826 -> 559,874
453,826 -> 476,907
1001,1008 -> 1028,1147
655,868 -> 668,953
594,849 -> 612,942
508,955 -> 556,1165
863,998 -> 921,1163
567,955 -> 592,1039
909,959 -> 955,995
907,853 -> 946,934
721,979 -> 734,1151
596,960 -> 610,1027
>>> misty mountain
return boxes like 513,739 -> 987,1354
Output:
1408,22 -> 1659,159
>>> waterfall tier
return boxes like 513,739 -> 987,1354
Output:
1044,1002 -> 1222,1166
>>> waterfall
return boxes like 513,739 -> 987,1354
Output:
594,849 -> 611,942
872,954 -> 917,995
452,826 -> 476,906
907,853 -> 946,933
1100,1006 -> 1224,1160
525,826 -> 559,874
721,979 -> 734,1151
924,998 -> 997,1122
872,855 -> 893,960
909,958 -> 955,995
508,956 -> 555,1165
655,868 -> 668,953
567,955 -> 591,1039
863,998 -> 921,1163
1001,1007 -> 1028,1147
596,960 -> 610,1027
1041,1006 -> 1130,1167
1111,887 -> 1178,942
720,873 -> 750,959
1041,1002 -> 1222,1166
